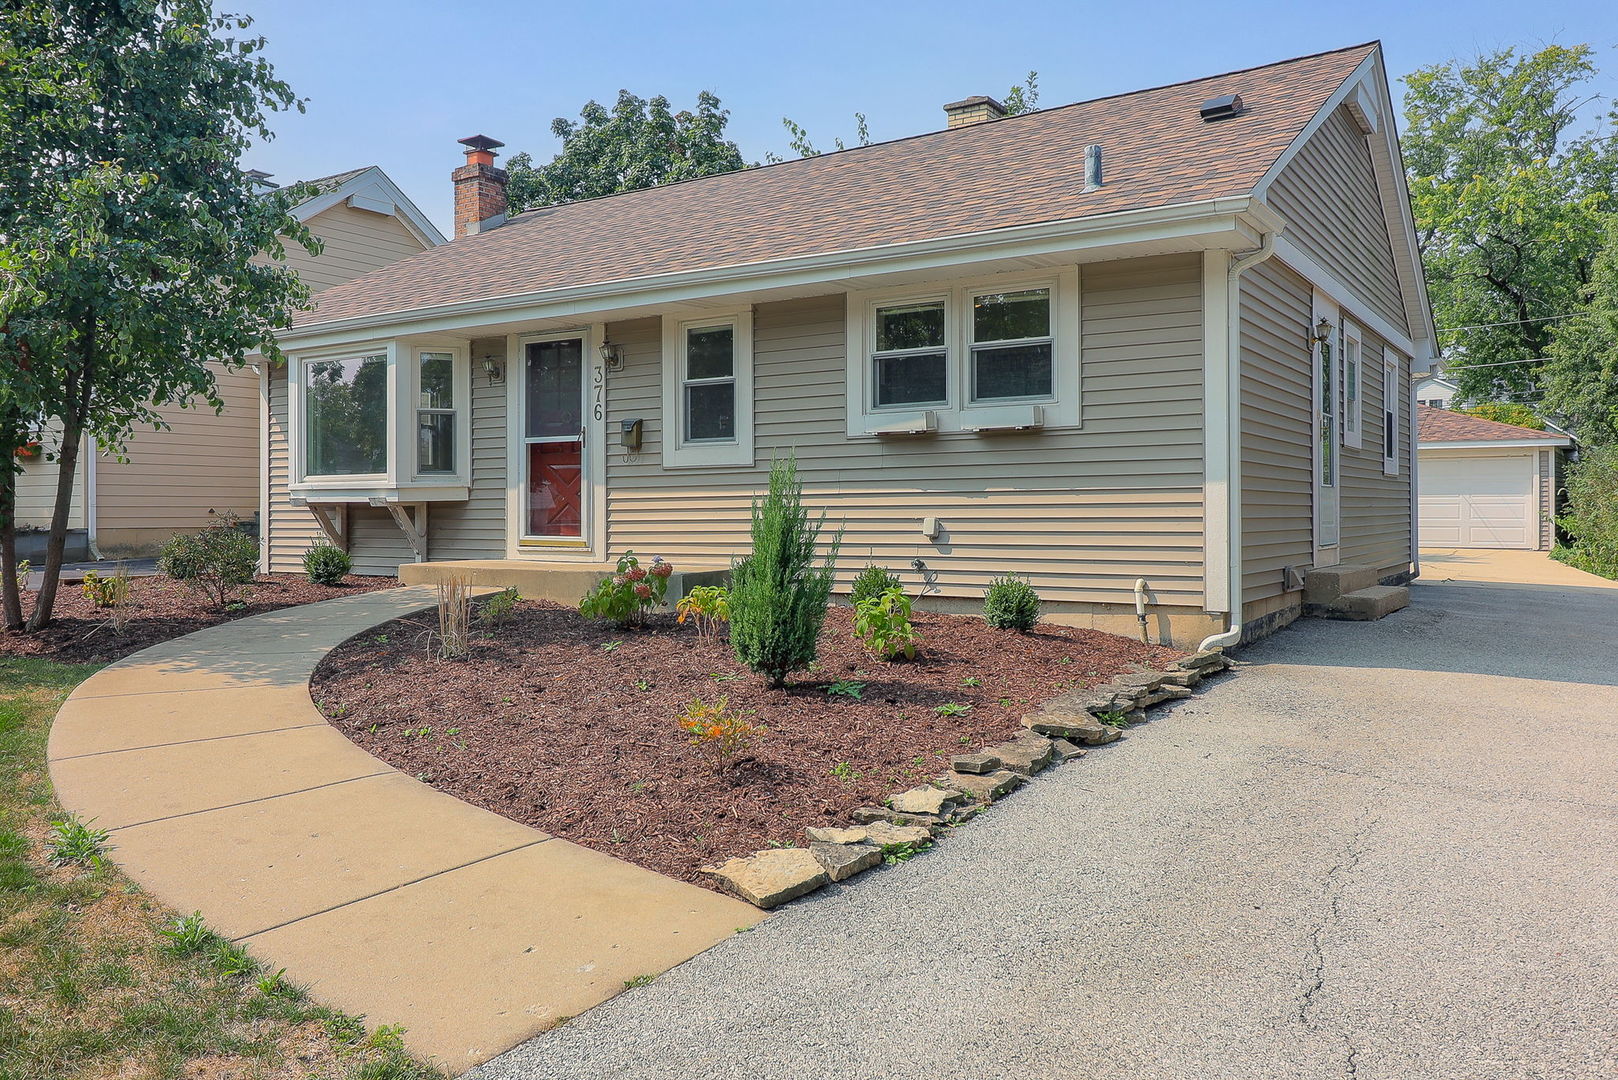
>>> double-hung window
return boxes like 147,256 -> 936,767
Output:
873,300 -> 949,407
848,268 -> 1078,435
1382,347 -> 1401,476
970,288 -> 1053,402
416,351 -> 457,474
662,310 -> 754,468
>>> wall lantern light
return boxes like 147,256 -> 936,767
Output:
598,339 -> 625,372
481,354 -> 504,384
1312,317 -> 1333,344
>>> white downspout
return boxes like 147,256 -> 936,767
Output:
1408,366 -> 1421,580
1198,232 -> 1276,653
85,439 -> 101,561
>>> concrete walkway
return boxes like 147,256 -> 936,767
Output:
1420,546 -> 1618,590
47,587 -> 761,1073
471,580 -> 1618,1079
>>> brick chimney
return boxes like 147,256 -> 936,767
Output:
943,96 -> 1007,129
452,135 -> 508,237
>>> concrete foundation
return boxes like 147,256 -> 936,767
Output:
398,559 -> 730,609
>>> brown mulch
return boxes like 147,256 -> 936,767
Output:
311,600 -> 1184,885
1,574 -> 399,664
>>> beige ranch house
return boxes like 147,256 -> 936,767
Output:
12,166 -> 442,559
264,42 -> 1436,649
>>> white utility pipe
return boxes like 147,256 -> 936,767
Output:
1133,577 -> 1150,644
1198,231 -> 1277,654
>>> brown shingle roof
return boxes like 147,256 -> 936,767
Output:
293,43 -> 1379,330
1417,405 -> 1568,444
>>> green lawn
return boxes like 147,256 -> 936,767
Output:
0,658 -> 442,1080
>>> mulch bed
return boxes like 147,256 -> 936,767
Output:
311,600 -> 1183,885
1,574 -> 399,664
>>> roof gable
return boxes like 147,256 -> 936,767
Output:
292,43 -> 1376,332
290,166 -> 447,249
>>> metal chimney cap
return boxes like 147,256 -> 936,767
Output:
458,134 -> 505,152
1199,94 -> 1244,121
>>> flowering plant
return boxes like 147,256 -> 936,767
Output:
13,441 -> 41,460
676,584 -> 730,639
677,696 -> 760,774
578,551 -> 673,627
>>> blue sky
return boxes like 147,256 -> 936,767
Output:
243,0 -> 1618,236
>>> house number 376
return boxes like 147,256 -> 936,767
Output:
592,364 -> 604,422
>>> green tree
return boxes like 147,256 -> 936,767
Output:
774,72 -> 1040,161
1402,45 -> 1618,404
503,90 -> 747,212
1454,403 -> 1548,430
1541,218 -> 1618,445
0,0 -> 317,630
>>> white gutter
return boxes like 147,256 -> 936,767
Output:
1198,231 -> 1277,654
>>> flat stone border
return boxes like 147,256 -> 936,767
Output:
702,648 -> 1234,907
47,586 -> 762,1073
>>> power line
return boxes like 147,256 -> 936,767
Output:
1437,314 -> 1578,335
1439,357 -> 1552,371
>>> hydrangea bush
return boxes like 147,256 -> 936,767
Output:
578,551 -> 674,627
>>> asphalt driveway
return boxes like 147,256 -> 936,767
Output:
472,567 -> 1618,1080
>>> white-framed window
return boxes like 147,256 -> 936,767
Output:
660,310 -> 754,468
415,350 -> 458,475
1383,347 -> 1401,476
300,351 -> 390,479
1342,321 -> 1363,449
846,267 -> 1079,436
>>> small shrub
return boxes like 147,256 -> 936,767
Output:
159,513 -> 259,609
852,586 -> 919,661
477,586 -> 520,626
1554,444 -> 1618,579
677,696 -> 760,775
302,542 -> 352,585
45,816 -> 109,867
729,453 -> 842,688
983,574 -> 1041,631
849,563 -> 901,607
579,551 -> 673,627
675,584 -> 730,639
80,567 -> 129,609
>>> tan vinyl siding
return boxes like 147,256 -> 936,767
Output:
282,202 -> 429,294
604,253 -> 1206,607
14,424 -> 86,531
264,363 -> 327,573
1268,106 -> 1408,336
1239,257 -> 1314,605
1539,448 -> 1555,551
92,364 -> 258,549
1338,324 -> 1411,577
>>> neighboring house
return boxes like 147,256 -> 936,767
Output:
1415,373 -> 1460,409
1416,405 -> 1571,551
12,166 -> 444,560
263,42 -> 1436,648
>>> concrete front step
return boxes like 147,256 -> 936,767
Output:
398,558 -> 728,608
1322,585 -> 1410,621
1303,563 -> 1380,605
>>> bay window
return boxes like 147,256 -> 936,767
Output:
847,268 -> 1078,435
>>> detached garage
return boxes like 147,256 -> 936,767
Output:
1416,406 -> 1572,551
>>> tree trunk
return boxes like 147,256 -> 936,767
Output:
26,328 -> 94,632
0,416 -> 22,630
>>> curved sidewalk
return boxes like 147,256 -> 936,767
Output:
47,586 -> 761,1073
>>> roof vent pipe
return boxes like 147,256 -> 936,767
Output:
1082,144 -> 1102,193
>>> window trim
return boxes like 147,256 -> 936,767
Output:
967,286 -> 1056,405
660,310 -> 754,468
408,344 -> 471,481
870,294 -> 952,411
1383,346 -> 1401,476
845,266 -> 1079,437
289,341 -> 397,488
1342,320 -> 1363,449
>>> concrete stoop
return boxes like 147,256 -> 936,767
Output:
1303,563 -> 1410,623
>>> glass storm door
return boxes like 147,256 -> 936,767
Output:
524,337 -> 585,539
1315,320 -> 1341,555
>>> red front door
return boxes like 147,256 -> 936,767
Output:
524,337 -> 584,538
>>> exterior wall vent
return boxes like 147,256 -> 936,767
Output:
1199,94 -> 1244,121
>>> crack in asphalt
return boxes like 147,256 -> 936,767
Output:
1300,811 -> 1376,1079
1273,753 -> 1618,816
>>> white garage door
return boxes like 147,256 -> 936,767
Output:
1419,452 -> 1537,549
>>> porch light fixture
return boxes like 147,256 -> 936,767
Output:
481,354 -> 504,384
1312,317 -> 1332,344
598,339 -> 625,372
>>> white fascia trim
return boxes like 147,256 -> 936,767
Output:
1272,236 -> 1416,357
1251,46 -> 1438,355
292,166 -> 448,248
1418,438 -> 1571,450
279,197 -> 1271,351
